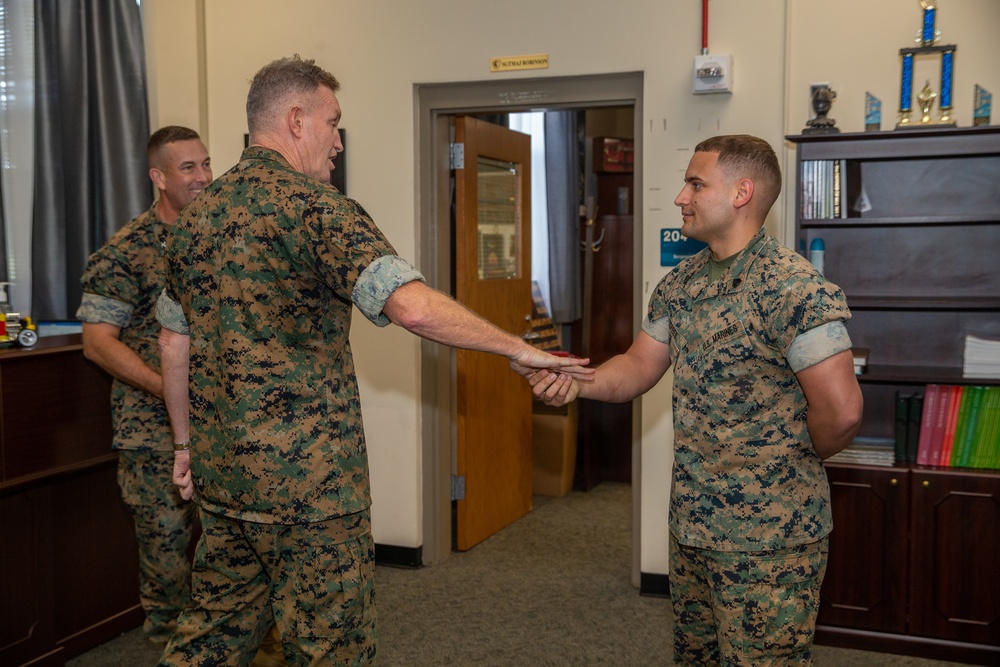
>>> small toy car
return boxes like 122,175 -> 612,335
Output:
0,312 -> 38,347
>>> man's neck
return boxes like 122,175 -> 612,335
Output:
708,223 -> 763,260
156,198 -> 178,226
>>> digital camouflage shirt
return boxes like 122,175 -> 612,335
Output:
157,146 -> 422,524
643,227 -> 852,551
77,203 -> 173,451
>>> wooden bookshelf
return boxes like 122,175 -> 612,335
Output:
789,127 -> 1000,664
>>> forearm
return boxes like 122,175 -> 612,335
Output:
384,281 -> 527,359
580,331 -> 672,403
158,328 -> 191,445
82,323 -> 163,398
797,350 -> 864,460
808,410 -> 862,460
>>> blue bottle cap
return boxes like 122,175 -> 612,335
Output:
809,238 -> 825,251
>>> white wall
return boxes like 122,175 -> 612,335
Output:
142,0 -> 1000,575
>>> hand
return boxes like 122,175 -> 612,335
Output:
173,449 -> 194,501
509,347 -> 595,382
526,368 -> 581,406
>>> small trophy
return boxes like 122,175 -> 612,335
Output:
865,92 -> 882,132
917,82 -> 937,124
897,1 -> 957,128
974,84 -> 992,126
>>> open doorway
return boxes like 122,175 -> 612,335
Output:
415,73 -> 644,582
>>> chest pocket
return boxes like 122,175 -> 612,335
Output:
686,318 -> 768,419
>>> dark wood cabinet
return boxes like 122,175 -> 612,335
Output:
819,464 -> 1000,664
821,464 -> 910,635
0,336 -> 142,667
788,127 -> 1000,664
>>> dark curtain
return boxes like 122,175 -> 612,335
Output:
543,111 -> 581,324
32,0 -> 149,320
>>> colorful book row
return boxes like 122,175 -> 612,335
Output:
914,384 -> 1000,469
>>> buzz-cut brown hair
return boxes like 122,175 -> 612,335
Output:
695,134 -> 782,213
246,54 -> 340,136
147,125 -> 201,168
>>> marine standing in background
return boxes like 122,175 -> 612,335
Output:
530,134 -> 863,666
77,126 -> 211,645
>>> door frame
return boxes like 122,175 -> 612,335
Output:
415,73 -> 644,578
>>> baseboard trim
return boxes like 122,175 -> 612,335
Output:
374,543 -> 422,569
639,572 -> 670,598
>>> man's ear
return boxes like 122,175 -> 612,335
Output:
733,178 -> 755,209
149,167 -> 165,191
287,105 -> 305,138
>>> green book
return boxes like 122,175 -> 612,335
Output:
974,387 -> 1000,469
956,386 -> 986,468
948,386 -> 975,467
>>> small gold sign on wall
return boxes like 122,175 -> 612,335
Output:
490,53 -> 549,73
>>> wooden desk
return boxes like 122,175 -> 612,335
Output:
0,335 -> 142,667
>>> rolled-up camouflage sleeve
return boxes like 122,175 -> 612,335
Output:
787,320 -> 852,373
155,289 -> 190,335
353,255 -> 425,327
76,293 -> 134,328
641,311 -> 671,346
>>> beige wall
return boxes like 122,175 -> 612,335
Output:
142,0 -> 1000,575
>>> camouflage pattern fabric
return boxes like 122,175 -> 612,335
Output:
77,203 -> 174,451
669,533 -> 828,666
159,146 -> 421,525
78,205 -> 197,642
645,226 -> 851,552
118,449 -> 196,642
159,509 -> 375,667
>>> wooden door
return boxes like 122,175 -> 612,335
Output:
454,116 -> 533,551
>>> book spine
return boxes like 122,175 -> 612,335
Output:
906,393 -> 923,463
969,387 -> 993,468
985,388 -> 1000,469
894,391 -> 909,464
948,386 -> 973,467
939,385 -> 963,466
915,384 -> 940,465
927,384 -> 952,466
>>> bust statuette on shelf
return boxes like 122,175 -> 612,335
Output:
803,85 -> 840,135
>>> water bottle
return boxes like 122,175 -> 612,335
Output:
809,238 -> 825,275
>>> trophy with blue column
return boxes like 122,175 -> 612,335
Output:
897,1 -> 957,128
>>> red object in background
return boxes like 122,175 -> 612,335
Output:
593,137 -> 634,174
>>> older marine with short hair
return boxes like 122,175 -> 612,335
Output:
156,55 -> 592,665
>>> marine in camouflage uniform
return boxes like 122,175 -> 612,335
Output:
643,226 -> 851,665
77,202 -> 197,643
527,135 -> 862,666
155,57 -> 591,667
155,141 -> 419,666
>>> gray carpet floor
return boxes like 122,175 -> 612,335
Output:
68,482 -> 972,666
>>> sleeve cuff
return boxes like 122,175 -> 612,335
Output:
353,255 -> 425,327
641,313 -> 671,346
75,293 -> 134,328
155,290 -> 190,335
787,321 -> 852,373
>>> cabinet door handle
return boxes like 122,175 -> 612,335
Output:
889,478 -> 898,486
921,480 -> 930,488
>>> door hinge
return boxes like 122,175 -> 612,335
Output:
451,474 -> 466,501
449,142 -> 464,170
